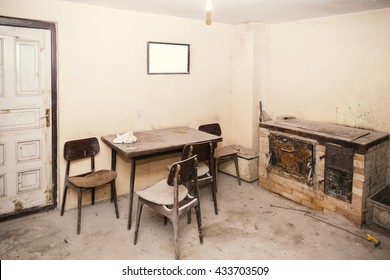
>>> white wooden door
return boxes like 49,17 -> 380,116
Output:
0,25 -> 52,216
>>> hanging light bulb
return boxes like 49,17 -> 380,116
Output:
205,0 -> 213,25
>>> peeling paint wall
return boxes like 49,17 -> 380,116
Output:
230,23 -> 256,149
230,22 -> 271,151
265,9 -> 390,132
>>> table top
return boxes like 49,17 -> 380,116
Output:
101,126 -> 222,159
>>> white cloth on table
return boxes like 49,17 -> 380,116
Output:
113,131 -> 137,144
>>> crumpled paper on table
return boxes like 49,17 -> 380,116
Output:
113,131 -> 137,144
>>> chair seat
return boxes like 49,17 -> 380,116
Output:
136,179 -> 188,205
214,146 -> 238,159
197,162 -> 209,177
68,170 -> 117,188
169,162 -> 209,177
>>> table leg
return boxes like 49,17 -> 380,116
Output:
111,149 -> 117,170
111,149 -> 117,202
127,158 -> 136,230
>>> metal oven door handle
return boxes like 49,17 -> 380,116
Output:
307,162 -> 314,186
280,147 -> 295,153
266,151 -> 272,172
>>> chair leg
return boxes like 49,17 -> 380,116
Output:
173,216 -> 179,260
60,186 -> 68,216
91,188 -> 95,205
214,158 -> 219,192
195,204 -> 203,244
211,180 -> 218,215
133,198 -> 144,245
234,155 -> 241,185
111,181 -> 120,218
110,183 -> 114,203
77,188 -> 82,235
187,209 -> 192,224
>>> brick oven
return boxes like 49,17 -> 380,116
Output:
259,118 -> 389,227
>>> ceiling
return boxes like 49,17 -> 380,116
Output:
62,0 -> 390,25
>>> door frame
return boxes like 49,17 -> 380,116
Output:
0,16 -> 58,220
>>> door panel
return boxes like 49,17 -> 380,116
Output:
0,38 -> 3,98
0,25 -> 52,216
16,40 -> 40,96
0,108 -> 41,130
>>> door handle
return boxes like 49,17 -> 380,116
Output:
41,108 -> 50,127
281,147 -> 295,153
307,162 -> 314,186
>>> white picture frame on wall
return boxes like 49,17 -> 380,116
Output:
147,42 -> 190,74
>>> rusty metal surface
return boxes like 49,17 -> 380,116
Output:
324,144 -> 354,202
260,118 -> 389,154
324,143 -> 354,172
274,119 -> 369,140
367,185 -> 390,237
269,133 -> 314,177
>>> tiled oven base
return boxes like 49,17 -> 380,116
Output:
259,121 -> 389,228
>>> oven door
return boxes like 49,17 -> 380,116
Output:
269,133 -> 314,178
324,144 -> 354,202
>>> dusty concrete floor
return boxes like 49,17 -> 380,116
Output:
1,173 -> 390,260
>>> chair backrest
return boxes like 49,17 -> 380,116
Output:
182,142 -> 213,163
167,155 -> 198,186
64,137 -> 100,161
198,123 -> 222,136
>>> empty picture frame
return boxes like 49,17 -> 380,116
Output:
147,42 -> 190,74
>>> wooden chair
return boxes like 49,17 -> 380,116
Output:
199,123 -> 241,189
60,137 -> 119,234
134,155 -> 203,260
182,142 -> 218,215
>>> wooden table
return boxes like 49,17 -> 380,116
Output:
101,126 -> 222,230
